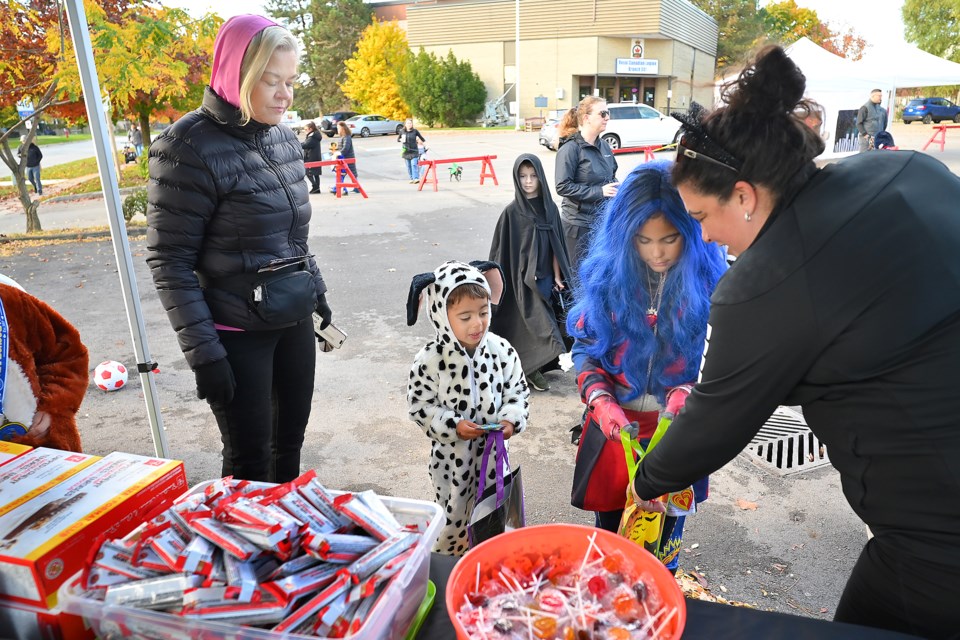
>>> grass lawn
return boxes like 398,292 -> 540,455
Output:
0,156 -> 146,200
4,134 -> 94,149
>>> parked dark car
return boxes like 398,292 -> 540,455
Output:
902,98 -> 960,124
320,111 -> 358,137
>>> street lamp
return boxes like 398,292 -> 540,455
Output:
515,0 -> 520,131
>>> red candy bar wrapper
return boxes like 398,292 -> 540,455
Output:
263,563 -> 341,601
182,586 -> 229,608
333,493 -> 399,541
349,583 -> 387,635
329,599 -> 362,638
302,532 -> 379,561
349,532 -> 418,582
94,541 -> 163,581
181,534 -> 216,575
221,520 -> 290,549
276,553 -> 321,577
346,547 -> 414,603
357,490 -> 404,531
319,590 -> 350,626
274,486 -> 338,534
134,546 -> 177,574
104,573 -> 204,610
271,572 -> 351,632
148,526 -> 189,571
223,554 -> 258,603
297,476 -> 353,530
217,494 -> 304,538
181,587 -> 292,625
183,513 -> 261,561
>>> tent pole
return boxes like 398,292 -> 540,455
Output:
63,0 -> 170,458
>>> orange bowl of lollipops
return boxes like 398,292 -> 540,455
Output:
446,524 -> 686,639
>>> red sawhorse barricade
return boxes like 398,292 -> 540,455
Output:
921,124 -> 960,152
303,157 -> 367,199
611,144 -> 675,161
417,155 -> 498,192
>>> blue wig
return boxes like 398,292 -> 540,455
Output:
566,160 -> 727,404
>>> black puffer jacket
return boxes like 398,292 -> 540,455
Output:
146,87 -> 326,369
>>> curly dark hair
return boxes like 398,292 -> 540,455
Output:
671,46 -> 825,203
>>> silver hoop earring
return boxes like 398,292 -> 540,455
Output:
744,211 -> 752,222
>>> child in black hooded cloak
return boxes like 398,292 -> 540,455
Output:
489,153 -> 573,392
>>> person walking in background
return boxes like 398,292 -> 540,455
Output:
18,136 -> 42,196
335,121 -> 359,195
567,161 -> 725,571
856,88 -> 887,152
301,120 -> 323,194
398,118 -> 426,184
633,45 -> 960,638
128,123 -> 144,157
406,260 -> 529,555
146,14 -> 333,483
489,154 -> 573,393
555,96 -> 619,272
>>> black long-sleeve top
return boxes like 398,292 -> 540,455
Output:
634,151 -> 960,552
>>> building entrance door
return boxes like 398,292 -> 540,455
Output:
619,77 -> 641,103
643,86 -> 655,107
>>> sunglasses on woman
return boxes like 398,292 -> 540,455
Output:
594,110 -> 610,118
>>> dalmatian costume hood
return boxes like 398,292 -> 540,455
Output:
407,260 -> 529,555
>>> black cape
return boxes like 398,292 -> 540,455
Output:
489,153 -> 573,374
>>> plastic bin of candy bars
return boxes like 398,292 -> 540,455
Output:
57,476 -> 443,640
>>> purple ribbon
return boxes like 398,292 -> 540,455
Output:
477,430 -> 508,505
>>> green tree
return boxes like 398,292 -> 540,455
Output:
399,48 -> 444,126
399,49 -> 487,127
761,1 -> 867,60
691,0 -> 765,69
52,4 -> 221,150
341,20 -> 410,119
436,52 -> 486,127
267,0 -> 372,116
903,0 -> 960,62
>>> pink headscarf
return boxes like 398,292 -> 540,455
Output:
209,14 -> 280,109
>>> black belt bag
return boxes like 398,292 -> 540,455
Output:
199,261 -> 316,325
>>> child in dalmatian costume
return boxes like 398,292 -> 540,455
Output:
407,260 -> 530,555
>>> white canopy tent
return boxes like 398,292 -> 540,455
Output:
782,38 -> 892,155
64,0 -> 170,457
855,42 -> 960,90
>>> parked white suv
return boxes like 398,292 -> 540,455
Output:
600,104 -> 681,150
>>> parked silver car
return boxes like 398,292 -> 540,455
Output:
345,115 -> 405,137
538,119 -> 560,151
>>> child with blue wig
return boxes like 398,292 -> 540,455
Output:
568,160 -> 726,571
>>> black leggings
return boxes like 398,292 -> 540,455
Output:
208,319 -> 316,483
835,533 -> 960,638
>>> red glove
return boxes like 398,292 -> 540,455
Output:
591,394 -> 630,441
664,385 -> 693,419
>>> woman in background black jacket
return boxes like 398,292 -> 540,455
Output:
301,120 -> 323,193
554,96 -> 618,272
146,15 -> 333,483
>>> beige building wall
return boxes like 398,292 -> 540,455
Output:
392,0 -> 717,121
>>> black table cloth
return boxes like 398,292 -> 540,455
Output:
420,553 -> 921,639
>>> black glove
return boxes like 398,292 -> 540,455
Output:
315,294 -> 333,330
194,358 -> 236,405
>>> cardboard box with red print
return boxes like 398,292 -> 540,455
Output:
0,451 -> 187,607
0,441 -> 32,468
0,448 -> 100,517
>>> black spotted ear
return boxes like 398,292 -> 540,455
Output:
407,272 -> 436,326
469,260 -> 504,306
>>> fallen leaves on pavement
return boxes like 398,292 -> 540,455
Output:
676,569 -> 756,608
